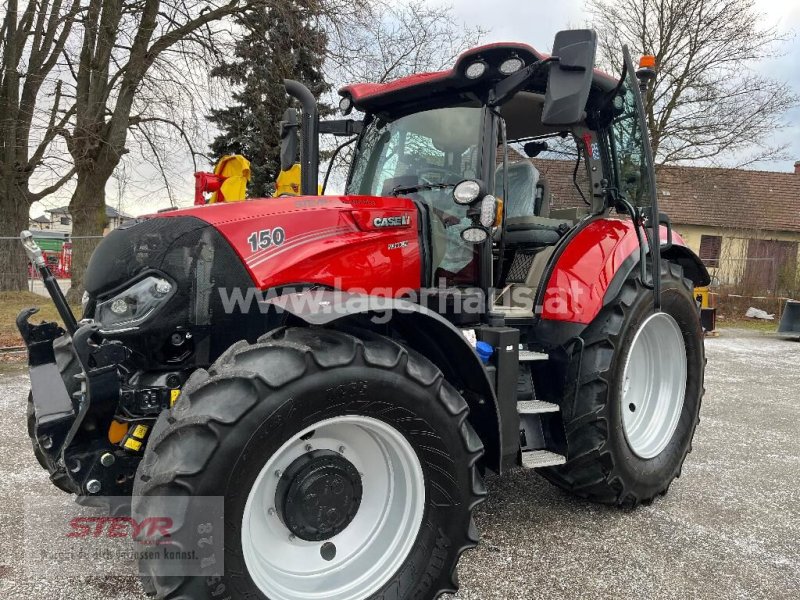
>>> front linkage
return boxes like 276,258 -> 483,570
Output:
18,232 -> 144,500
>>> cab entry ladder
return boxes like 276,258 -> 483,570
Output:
517,350 -> 567,468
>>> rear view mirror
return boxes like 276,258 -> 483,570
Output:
523,141 -> 548,157
542,29 -> 597,126
279,108 -> 299,172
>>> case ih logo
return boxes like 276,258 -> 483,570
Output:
373,215 -> 411,228
67,516 -> 173,542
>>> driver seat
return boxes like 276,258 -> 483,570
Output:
495,161 -> 572,247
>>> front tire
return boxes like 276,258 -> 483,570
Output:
541,261 -> 705,506
134,327 -> 485,599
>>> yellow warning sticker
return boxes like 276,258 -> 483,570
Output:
132,424 -> 149,439
170,389 -> 181,406
124,438 -> 143,451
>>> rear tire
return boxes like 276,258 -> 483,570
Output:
133,327 -> 485,599
541,261 -> 705,506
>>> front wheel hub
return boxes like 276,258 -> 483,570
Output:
242,416 -> 426,600
275,450 -> 362,541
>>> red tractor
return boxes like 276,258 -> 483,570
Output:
19,30 -> 707,600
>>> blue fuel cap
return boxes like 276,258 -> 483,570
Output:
475,341 -> 494,364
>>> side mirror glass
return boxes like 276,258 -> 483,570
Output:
542,29 -> 597,126
279,108 -> 299,172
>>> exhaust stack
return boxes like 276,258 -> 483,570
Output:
284,79 -> 319,196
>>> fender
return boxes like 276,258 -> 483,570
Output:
265,290 -> 503,472
540,218 -> 709,325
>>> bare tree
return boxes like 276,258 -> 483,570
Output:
589,0 -> 797,166
0,0 -> 81,291
318,0 -> 486,192
326,0 -> 486,86
60,0 -> 267,301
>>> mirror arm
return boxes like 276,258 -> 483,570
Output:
319,119 -> 364,137
489,57 -> 558,107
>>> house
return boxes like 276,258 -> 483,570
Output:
525,158 -> 800,296
29,214 -> 52,229
655,163 -> 800,295
45,204 -> 134,235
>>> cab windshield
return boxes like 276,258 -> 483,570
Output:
347,106 -> 484,284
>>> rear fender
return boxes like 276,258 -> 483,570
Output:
265,290 -> 503,472
539,218 -> 708,326
603,239 -> 711,309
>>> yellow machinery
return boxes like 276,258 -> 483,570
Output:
694,286 -> 710,309
194,155 -> 251,205
273,163 -> 324,197
273,164 -> 303,197
694,285 -> 716,333
195,156 -> 316,202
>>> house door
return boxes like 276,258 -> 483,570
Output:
743,239 -> 798,294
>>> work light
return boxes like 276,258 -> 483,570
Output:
499,56 -> 524,75
453,179 -> 483,205
339,96 -> 353,115
461,226 -> 489,243
465,61 -> 487,79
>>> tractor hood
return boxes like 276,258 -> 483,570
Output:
86,195 -> 421,299
154,195 -> 422,293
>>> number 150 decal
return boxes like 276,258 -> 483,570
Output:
247,227 -> 286,252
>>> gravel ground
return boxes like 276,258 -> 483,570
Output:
1,330 -> 798,599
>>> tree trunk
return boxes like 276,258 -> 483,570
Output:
0,188 -> 33,292
66,171 -> 110,303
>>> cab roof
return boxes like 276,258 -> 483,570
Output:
339,42 -> 618,114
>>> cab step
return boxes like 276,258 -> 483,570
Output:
520,449 -> 566,469
517,400 -> 560,414
519,350 -> 548,362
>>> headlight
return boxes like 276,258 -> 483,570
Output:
96,275 -> 174,331
453,179 -> 484,205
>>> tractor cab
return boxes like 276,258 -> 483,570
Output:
287,30 -> 667,324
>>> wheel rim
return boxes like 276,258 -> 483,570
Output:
242,415 -> 426,600
621,312 -> 687,459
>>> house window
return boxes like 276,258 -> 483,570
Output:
60,216 -> 71,226
699,235 -> 722,268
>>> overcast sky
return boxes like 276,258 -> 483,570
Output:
441,0 -> 800,173
30,0 -> 800,218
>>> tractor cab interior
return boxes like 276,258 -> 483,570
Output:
344,87 -> 595,290
491,93 -> 592,314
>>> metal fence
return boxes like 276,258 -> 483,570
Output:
0,235 -> 104,295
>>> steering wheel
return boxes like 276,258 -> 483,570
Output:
417,165 -> 457,187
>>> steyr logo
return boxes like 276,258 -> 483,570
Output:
67,516 -> 173,541
373,215 -> 410,228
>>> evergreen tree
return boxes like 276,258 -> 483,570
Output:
208,1 -> 330,197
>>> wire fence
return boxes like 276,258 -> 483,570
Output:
0,235 -> 104,295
